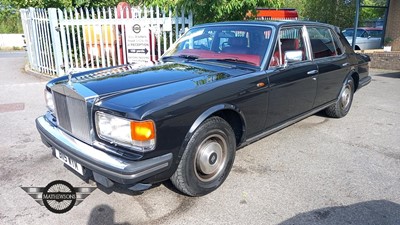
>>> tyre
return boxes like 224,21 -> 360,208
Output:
325,76 -> 354,118
171,116 -> 236,196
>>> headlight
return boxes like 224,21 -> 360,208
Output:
95,111 -> 156,152
44,89 -> 55,112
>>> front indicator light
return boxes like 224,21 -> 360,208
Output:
131,121 -> 155,141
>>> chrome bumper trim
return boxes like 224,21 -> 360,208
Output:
36,116 -> 172,183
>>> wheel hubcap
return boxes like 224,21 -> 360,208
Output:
195,134 -> 227,182
341,86 -> 351,109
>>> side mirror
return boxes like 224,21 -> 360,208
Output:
284,50 -> 303,67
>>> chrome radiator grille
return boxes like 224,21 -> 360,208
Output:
53,91 -> 92,144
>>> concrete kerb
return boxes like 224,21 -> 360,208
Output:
24,63 -> 56,80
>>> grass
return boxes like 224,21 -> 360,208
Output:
0,46 -> 25,51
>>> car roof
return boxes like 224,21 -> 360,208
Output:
194,20 -> 337,29
344,27 -> 383,31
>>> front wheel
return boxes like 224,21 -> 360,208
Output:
171,116 -> 236,196
325,76 -> 354,118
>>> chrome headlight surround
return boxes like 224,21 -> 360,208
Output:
95,111 -> 156,152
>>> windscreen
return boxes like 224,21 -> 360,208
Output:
162,25 -> 274,67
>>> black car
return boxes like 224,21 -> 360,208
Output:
36,21 -> 371,196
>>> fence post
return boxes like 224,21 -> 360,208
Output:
48,8 -> 64,76
58,9 -> 70,73
20,9 -> 34,71
188,11 -> 193,28
28,8 -> 40,72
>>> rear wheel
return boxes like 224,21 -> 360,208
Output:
325,76 -> 354,118
171,116 -> 236,196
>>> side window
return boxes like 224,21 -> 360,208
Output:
330,30 -> 344,55
369,30 -> 383,38
178,30 -> 215,50
307,27 -> 338,59
361,31 -> 368,38
269,27 -> 308,67
219,37 -> 229,50
193,37 -> 211,50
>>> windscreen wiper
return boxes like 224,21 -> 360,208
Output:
161,55 -> 199,61
197,58 -> 257,66
178,54 -> 199,60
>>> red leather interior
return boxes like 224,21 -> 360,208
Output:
270,39 -> 301,66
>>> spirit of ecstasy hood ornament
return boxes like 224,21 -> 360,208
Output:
67,69 -> 74,86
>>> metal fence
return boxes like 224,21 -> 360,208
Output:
20,6 -> 193,76
21,8 -> 56,75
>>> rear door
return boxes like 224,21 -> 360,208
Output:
306,26 -> 351,107
265,26 -> 318,128
365,29 -> 383,49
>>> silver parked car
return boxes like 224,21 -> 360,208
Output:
342,27 -> 383,50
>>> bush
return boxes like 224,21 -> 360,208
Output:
0,12 -> 23,34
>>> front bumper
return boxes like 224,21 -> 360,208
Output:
36,116 -> 172,187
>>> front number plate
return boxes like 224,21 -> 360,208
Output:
55,149 -> 84,176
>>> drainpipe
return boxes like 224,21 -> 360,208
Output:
352,0 -> 360,50
381,0 -> 391,48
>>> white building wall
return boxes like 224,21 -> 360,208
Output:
0,34 -> 25,48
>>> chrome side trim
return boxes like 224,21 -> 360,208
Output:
245,101 -> 335,145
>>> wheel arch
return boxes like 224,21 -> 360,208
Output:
327,70 -> 357,118
335,70 -> 359,102
351,71 -> 360,92
179,104 -> 246,159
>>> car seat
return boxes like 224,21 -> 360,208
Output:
221,37 -> 250,54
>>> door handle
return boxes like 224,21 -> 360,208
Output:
342,62 -> 350,67
307,70 -> 318,75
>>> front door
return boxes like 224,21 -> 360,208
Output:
265,26 -> 318,128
